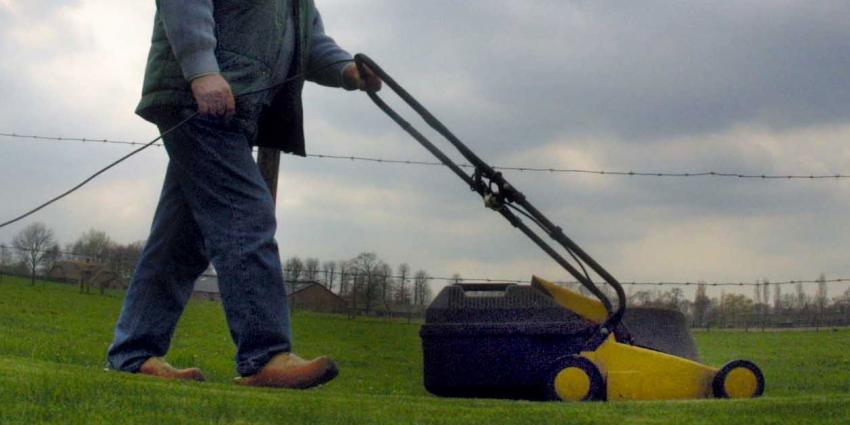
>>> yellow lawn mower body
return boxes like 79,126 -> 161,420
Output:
533,276 -> 764,401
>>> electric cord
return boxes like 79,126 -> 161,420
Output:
0,59 -> 354,230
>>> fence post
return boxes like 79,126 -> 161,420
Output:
257,148 -> 281,202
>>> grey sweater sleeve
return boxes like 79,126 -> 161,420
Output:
159,0 -> 220,81
306,10 -> 355,89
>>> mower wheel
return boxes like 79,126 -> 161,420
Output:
545,356 -> 605,402
713,360 -> 765,399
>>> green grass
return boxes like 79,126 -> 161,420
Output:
0,275 -> 848,424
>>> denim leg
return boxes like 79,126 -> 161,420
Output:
159,114 -> 291,376
107,163 -> 210,372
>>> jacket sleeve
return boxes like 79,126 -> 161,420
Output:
159,0 -> 220,81
306,10 -> 355,89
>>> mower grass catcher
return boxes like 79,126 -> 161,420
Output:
355,54 -> 764,402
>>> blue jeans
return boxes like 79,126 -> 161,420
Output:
107,110 -> 291,377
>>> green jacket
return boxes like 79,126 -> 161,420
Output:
136,0 -> 343,155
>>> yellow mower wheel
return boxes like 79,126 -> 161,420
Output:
713,360 -> 765,399
545,356 -> 605,401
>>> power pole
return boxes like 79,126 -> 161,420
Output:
257,148 -> 281,202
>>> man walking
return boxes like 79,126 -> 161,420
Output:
107,0 -> 380,389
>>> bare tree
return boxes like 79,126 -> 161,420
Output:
815,273 -> 828,312
338,262 -> 351,296
692,283 -> 710,327
716,293 -> 753,325
0,243 -> 13,281
304,257 -> 320,282
284,256 -> 304,283
70,229 -> 114,262
413,270 -> 430,308
631,290 -> 654,306
396,263 -> 411,305
347,252 -> 385,314
378,263 -> 393,308
795,282 -> 809,311
43,244 -> 62,273
761,279 -> 770,310
321,261 -> 337,291
834,288 -> 850,309
753,281 -> 762,305
420,280 -> 433,306
12,222 -> 56,285
107,240 -> 145,284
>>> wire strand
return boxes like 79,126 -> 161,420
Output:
0,59 -> 354,230
3,132 -> 847,180
0,113 -> 197,229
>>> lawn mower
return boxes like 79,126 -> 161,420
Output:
355,54 -> 765,402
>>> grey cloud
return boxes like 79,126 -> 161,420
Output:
1,1 -> 849,286
323,1 -> 850,152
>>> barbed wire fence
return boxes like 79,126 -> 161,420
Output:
3,132 -> 850,328
3,131 -> 849,180
3,244 -> 849,328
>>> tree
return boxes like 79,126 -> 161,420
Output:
630,288 -> 686,313
338,262 -> 351,296
795,282 -> 810,311
815,273 -> 828,312
12,222 -> 56,285
321,261 -> 337,292
284,257 -> 304,283
834,288 -> 850,310
761,279 -> 770,309
303,257 -> 320,282
0,243 -> 12,281
413,270 -> 432,308
781,293 -> 796,312
717,293 -> 753,326
106,240 -> 145,283
378,263 -> 393,307
752,279 -> 770,317
773,284 -> 782,312
43,244 -> 62,273
347,252 -> 386,314
660,288 -> 687,313
395,263 -> 411,305
753,281 -> 762,305
70,229 -> 114,262
692,283 -> 710,327
631,290 -> 654,306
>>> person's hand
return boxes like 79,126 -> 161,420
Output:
190,74 -> 236,118
343,63 -> 382,92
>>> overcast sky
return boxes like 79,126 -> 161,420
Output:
1,0 -> 849,298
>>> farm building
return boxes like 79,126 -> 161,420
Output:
46,260 -> 123,291
288,282 -> 348,313
193,274 -> 221,302
192,275 -> 347,314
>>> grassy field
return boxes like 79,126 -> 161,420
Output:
0,276 -> 848,424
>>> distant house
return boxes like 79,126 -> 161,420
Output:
193,273 -> 221,301
47,260 -> 123,291
289,282 -> 347,314
192,275 -> 346,314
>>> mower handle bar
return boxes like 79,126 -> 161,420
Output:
354,54 -> 628,337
